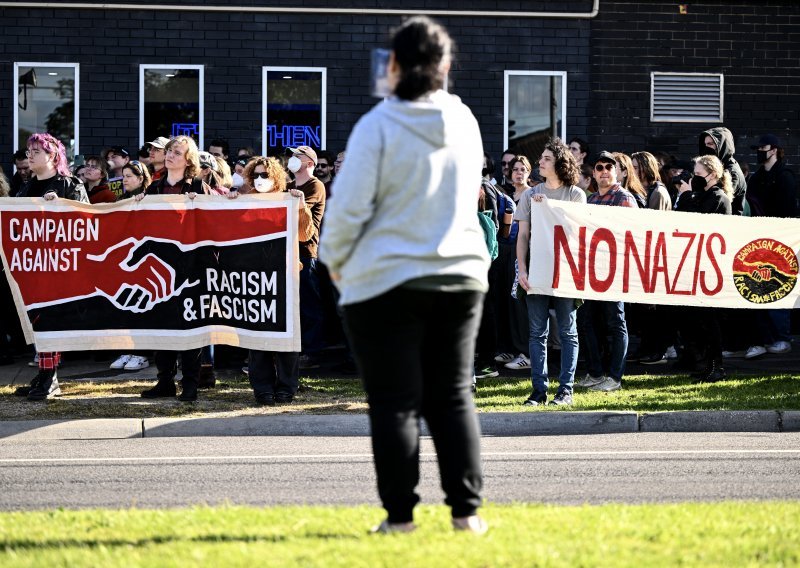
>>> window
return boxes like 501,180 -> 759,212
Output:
14,63 -> 79,160
262,67 -> 326,156
504,71 -> 567,158
651,72 -> 723,123
140,65 -> 204,147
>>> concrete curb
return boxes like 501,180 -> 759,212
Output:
1,411 -> 798,440
639,410 -> 781,432
0,419 -> 142,440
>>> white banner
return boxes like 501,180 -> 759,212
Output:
527,200 -> 800,309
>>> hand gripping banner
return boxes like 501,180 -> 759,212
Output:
527,200 -> 800,309
0,195 -> 301,352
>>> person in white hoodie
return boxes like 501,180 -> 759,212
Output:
320,16 -> 489,535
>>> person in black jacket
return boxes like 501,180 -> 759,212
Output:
14,133 -> 88,401
138,136 -> 213,402
675,154 -> 732,383
744,134 -> 797,356
698,126 -> 747,215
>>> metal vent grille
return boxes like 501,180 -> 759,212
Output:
651,73 -> 723,122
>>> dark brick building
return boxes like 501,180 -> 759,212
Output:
1,0 -> 798,173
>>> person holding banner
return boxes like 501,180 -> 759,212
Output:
233,156 -> 313,405
139,135 -> 212,402
675,154 -> 732,382
320,16 -> 490,534
515,138 -> 586,406
15,133 -> 88,401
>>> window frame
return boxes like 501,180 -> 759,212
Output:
503,70 -> 567,150
139,64 -> 205,148
262,66 -> 327,156
13,61 -> 80,158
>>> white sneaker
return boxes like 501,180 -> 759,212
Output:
110,354 -> 132,370
504,354 -> 531,370
494,352 -> 515,364
766,341 -> 791,354
664,346 -> 678,360
27,353 -> 39,367
575,373 -> 605,388
589,376 -> 622,392
123,355 -> 150,371
744,345 -> 767,359
722,349 -> 747,358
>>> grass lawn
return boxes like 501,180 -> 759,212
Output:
0,502 -> 798,567
1,372 -> 799,420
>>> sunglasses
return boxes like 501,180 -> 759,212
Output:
127,160 -> 144,175
501,161 -> 511,167
594,163 -> 615,172
200,163 -> 212,169
254,172 -> 270,179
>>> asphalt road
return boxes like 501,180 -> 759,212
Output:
1,433 -> 799,511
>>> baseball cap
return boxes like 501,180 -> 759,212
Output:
751,134 -> 783,150
146,136 -> 170,150
288,146 -> 318,165
198,151 -> 218,171
107,146 -> 130,157
593,151 -> 617,165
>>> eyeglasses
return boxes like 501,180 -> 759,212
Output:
501,161 -> 511,167
200,163 -> 212,169
84,164 -> 100,170
316,164 -> 329,169
594,163 -> 615,172
254,172 -> 270,179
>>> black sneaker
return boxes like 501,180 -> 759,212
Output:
255,394 -> 275,406
26,370 -> 60,401
549,389 -> 573,406
522,393 -> 547,406
141,379 -> 177,399
640,353 -> 667,365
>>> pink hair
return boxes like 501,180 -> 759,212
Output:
27,133 -> 71,177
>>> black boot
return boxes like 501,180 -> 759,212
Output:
141,378 -> 176,398
14,374 -> 42,397
178,378 -> 198,402
26,370 -> 60,401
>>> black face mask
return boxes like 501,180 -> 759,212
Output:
756,150 -> 770,164
700,146 -> 717,157
691,175 -> 708,192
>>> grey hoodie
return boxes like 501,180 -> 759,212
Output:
699,126 -> 747,215
320,90 -> 490,305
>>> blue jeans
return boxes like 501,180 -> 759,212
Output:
525,294 -> 578,397
300,257 -> 324,356
582,300 -> 628,381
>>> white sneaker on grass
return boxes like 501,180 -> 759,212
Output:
575,373 -> 605,388
123,355 -> 150,371
745,345 -> 767,359
664,346 -> 678,359
504,354 -> 530,370
110,354 -> 132,370
494,352 -> 515,364
588,376 -> 622,392
766,341 -> 791,354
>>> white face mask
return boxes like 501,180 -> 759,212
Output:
253,177 -> 274,193
287,156 -> 302,173
231,172 -> 245,188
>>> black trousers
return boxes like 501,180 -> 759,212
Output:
248,350 -> 299,399
155,349 -> 202,386
343,287 -> 484,523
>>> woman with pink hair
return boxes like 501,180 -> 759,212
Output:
14,133 -> 88,401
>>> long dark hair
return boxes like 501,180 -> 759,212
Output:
391,16 -> 452,101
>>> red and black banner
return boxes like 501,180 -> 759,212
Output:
0,195 -> 301,352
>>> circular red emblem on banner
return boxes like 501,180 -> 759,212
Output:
732,239 -> 798,304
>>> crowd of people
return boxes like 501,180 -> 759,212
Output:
1,14 -> 797,535
0,103 -> 796,407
